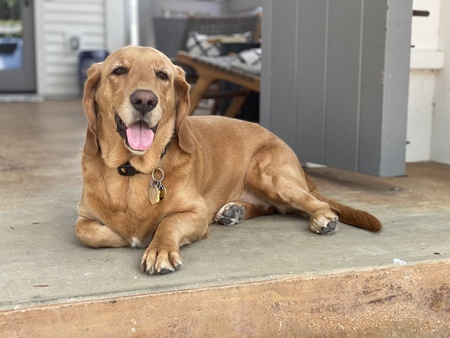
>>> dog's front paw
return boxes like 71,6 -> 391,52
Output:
215,202 -> 245,226
141,245 -> 182,275
309,211 -> 339,235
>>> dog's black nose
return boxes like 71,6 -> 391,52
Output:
130,90 -> 158,113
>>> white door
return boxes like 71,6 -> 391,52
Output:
0,0 -> 36,93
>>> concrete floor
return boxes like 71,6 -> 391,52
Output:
0,100 -> 449,335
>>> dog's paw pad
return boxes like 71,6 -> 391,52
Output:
311,215 -> 339,235
320,219 -> 338,235
159,267 -> 174,275
215,203 -> 244,226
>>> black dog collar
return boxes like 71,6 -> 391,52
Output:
117,162 -> 140,176
116,144 -> 169,176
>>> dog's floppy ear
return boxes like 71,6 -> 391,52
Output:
82,63 -> 102,156
174,65 -> 195,154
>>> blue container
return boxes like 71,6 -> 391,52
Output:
78,50 -> 109,94
0,37 -> 23,70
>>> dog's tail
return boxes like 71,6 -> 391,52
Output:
306,175 -> 382,232
316,194 -> 382,232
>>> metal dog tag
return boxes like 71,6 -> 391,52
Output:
149,168 -> 166,205
149,185 -> 160,204
149,185 -> 166,204
159,185 -> 166,200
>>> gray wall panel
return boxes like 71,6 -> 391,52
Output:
265,1 -> 299,149
379,0 -> 411,176
358,0 -> 386,175
261,0 -> 411,176
295,0 -> 328,164
324,0 -> 362,171
259,0 -> 272,129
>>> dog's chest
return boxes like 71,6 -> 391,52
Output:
106,175 -> 160,225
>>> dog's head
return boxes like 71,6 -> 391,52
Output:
83,46 -> 194,164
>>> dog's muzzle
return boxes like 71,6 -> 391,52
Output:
115,114 -> 158,152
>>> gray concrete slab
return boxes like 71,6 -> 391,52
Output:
0,100 -> 449,311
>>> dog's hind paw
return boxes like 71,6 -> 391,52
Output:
310,212 -> 339,235
215,203 -> 245,226
319,218 -> 338,235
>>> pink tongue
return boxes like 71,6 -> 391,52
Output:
126,122 -> 154,151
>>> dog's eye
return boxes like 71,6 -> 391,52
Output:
112,67 -> 128,75
156,71 -> 169,80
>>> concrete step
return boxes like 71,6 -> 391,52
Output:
1,262 -> 449,337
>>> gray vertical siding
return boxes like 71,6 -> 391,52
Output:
261,0 -> 412,176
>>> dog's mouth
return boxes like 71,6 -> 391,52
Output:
115,114 -> 157,152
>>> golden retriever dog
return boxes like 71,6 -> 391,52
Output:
76,46 -> 381,275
